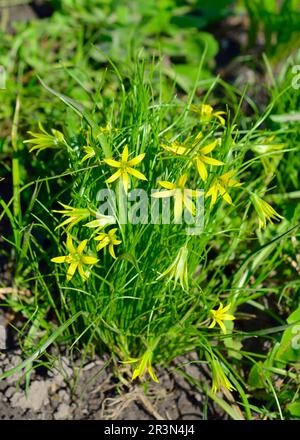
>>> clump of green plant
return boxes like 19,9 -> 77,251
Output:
2,56 -> 299,419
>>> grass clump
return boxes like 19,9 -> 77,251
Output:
0,1 -> 299,421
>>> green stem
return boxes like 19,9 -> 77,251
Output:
11,95 -> 22,256
12,95 -> 21,222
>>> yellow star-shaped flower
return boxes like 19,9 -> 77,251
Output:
104,145 -> 147,193
209,303 -> 235,334
51,235 -> 99,281
210,355 -> 235,394
53,203 -> 91,230
81,146 -> 96,163
206,170 -> 241,207
121,349 -> 159,383
190,104 -> 226,125
152,174 -> 201,222
250,193 -> 283,230
194,140 -> 224,181
161,137 -> 223,181
94,228 -> 122,259
156,245 -> 189,290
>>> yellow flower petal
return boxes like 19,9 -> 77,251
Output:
183,196 -> 196,216
201,156 -> 224,166
121,172 -> 129,193
55,202 -> 73,211
67,262 -> 78,281
51,256 -> 67,263
219,171 -> 241,187
199,140 -> 218,155
178,174 -> 187,187
77,239 -> 88,254
103,158 -> 121,168
127,153 -> 146,166
94,233 -> 108,241
196,158 -> 208,181
217,319 -> 227,334
112,239 -> 122,245
121,145 -> 129,162
148,364 -> 159,383
66,235 -> 76,253
127,167 -> 148,181
81,146 -> 96,163
78,264 -> 88,281
108,228 -> 118,236
206,184 -> 218,207
222,314 -> 235,321
84,216 -> 115,228
152,189 -> 176,198
219,170 -> 235,181
96,241 -> 108,251
220,189 -> 232,205
81,256 -> 99,265
55,216 -> 77,230
208,319 -> 216,329
120,357 -> 140,364
158,181 -> 176,190
109,243 -> 117,259
174,193 -> 183,222
215,111 -> 226,125
106,169 -> 122,184
221,303 -> 231,313
161,144 -> 187,155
